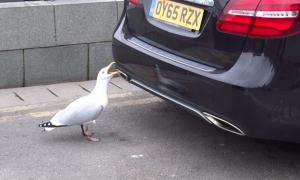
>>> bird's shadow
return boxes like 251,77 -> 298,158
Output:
39,126 -> 127,145
40,131 -> 89,144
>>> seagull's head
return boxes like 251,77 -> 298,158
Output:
97,62 -> 120,82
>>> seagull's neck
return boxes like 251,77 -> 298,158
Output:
91,78 -> 109,102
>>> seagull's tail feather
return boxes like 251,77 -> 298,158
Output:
38,121 -> 67,132
45,127 -> 55,132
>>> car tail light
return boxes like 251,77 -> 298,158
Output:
129,0 -> 141,5
217,0 -> 300,38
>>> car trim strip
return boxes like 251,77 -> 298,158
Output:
130,78 -> 246,136
130,78 -> 212,124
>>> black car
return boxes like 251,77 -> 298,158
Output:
112,0 -> 300,142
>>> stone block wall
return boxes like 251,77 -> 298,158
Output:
0,0 -> 124,89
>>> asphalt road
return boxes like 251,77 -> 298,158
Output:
1,85 -> 300,180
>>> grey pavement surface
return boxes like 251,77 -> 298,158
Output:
1,78 -> 300,179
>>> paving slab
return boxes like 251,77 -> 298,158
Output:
79,80 -> 127,96
79,78 -> 140,94
0,89 -> 24,108
46,82 -> 89,98
13,86 -> 58,104
111,77 -> 141,92
78,80 -> 96,92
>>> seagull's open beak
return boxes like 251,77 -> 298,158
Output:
107,62 -> 120,77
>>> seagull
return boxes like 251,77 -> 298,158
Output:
39,62 -> 120,141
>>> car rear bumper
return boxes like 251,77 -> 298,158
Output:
113,17 -> 300,143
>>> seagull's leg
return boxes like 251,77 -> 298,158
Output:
84,124 -> 94,136
80,124 -> 93,136
81,124 -> 86,136
81,124 -> 99,142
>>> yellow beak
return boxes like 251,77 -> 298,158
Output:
107,62 -> 120,77
106,62 -> 116,70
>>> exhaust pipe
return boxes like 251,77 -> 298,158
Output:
129,79 -> 211,124
119,70 -> 129,81
203,112 -> 245,136
119,76 -> 245,136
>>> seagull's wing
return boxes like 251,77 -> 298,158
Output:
51,95 -> 104,126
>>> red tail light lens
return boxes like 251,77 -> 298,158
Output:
217,0 -> 300,38
129,0 -> 141,5
217,0 -> 261,36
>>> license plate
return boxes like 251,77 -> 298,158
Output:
149,0 -> 204,31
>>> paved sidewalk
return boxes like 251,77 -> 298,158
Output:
0,77 -> 140,108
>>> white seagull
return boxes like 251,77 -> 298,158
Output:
39,62 -> 120,141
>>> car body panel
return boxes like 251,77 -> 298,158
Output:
113,0 -> 300,142
126,0 -> 245,70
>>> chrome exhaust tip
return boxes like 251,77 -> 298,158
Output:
203,112 -> 245,136
119,71 -> 129,81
